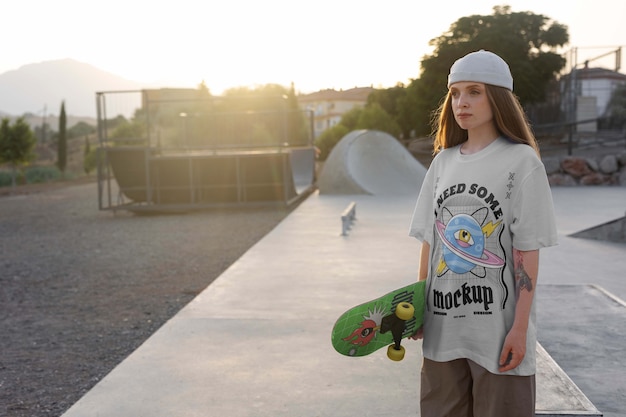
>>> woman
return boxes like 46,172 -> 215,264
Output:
409,50 -> 558,417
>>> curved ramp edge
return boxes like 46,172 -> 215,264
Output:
317,130 -> 427,196
290,147 -> 316,195
105,147 -> 316,208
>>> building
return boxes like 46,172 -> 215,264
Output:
561,66 -> 626,132
297,87 -> 375,138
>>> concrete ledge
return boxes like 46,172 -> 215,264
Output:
536,284 -> 626,417
569,214 -> 626,243
536,343 -> 602,416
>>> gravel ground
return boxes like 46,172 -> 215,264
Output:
0,179 -> 296,417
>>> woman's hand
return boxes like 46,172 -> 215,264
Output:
498,327 -> 527,372
410,326 -> 424,340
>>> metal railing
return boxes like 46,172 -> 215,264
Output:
95,90 -> 316,211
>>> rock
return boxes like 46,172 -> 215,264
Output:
549,173 -> 577,186
599,155 -> 619,174
580,172 -> 610,185
561,157 -> 592,178
587,158 -> 600,172
617,152 -> 626,167
586,158 -> 599,172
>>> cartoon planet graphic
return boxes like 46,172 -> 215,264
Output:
435,213 -> 505,274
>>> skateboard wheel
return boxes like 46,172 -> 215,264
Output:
387,344 -> 405,361
395,302 -> 414,321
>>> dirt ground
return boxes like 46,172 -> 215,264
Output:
0,178 -> 296,417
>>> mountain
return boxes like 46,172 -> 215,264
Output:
0,59 -> 148,118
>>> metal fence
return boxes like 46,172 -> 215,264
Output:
95,90 -> 316,211
96,90 -> 314,151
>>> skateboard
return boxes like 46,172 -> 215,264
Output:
331,280 -> 425,361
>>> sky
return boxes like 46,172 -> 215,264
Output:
2,0 -> 626,95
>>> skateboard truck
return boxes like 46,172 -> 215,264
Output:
379,302 -> 415,361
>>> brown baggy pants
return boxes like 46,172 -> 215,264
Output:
420,357 -> 536,417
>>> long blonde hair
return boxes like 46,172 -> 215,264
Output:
431,84 -> 540,156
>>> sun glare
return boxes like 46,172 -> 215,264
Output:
3,0 -> 626,98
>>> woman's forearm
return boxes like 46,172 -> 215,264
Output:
512,248 -> 539,332
418,241 -> 430,281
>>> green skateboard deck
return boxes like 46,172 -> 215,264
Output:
331,280 -> 426,360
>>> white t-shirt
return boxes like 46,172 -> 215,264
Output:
409,137 -> 558,375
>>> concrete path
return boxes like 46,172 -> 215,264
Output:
61,187 -> 626,417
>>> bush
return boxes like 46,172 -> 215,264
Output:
0,170 -> 19,187
23,166 -> 62,184
84,148 -> 98,175
356,103 -> 401,138
83,138 -> 98,175
314,103 -> 403,160
315,124 -> 349,161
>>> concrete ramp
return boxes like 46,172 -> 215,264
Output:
102,146 -> 316,211
317,130 -> 427,196
569,214 -> 626,243
290,147 -> 316,195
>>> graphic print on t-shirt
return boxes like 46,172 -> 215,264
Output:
435,206 -> 504,277
430,181 -> 508,314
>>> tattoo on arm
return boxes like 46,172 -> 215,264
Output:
515,264 -> 533,292
514,250 -> 533,296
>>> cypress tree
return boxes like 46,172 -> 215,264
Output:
58,101 -> 67,175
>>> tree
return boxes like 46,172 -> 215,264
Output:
314,104 -> 401,160
355,103 -> 401,137
110,115 -> 145,144
68,121 -> 96,139
367,84 -> 414,138
370,6 -> 569,137
337,107 -> 363,131
57,101 -> 67,175
315,124 -> 349,161
0,117 -> 36,187
83,136 -> 97,175
219,83 -> 294,113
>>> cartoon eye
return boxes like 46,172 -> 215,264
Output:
454,229 -> 474,245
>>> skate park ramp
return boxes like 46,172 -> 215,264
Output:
317,130 -> 427,196
290,147 -> 317,195
102,146 -> 316,210
569,214 -> 626,243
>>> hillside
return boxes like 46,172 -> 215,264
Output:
0,59 -> 147,118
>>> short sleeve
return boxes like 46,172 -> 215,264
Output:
409,165 -> 436,244
510,165 -> 558,250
